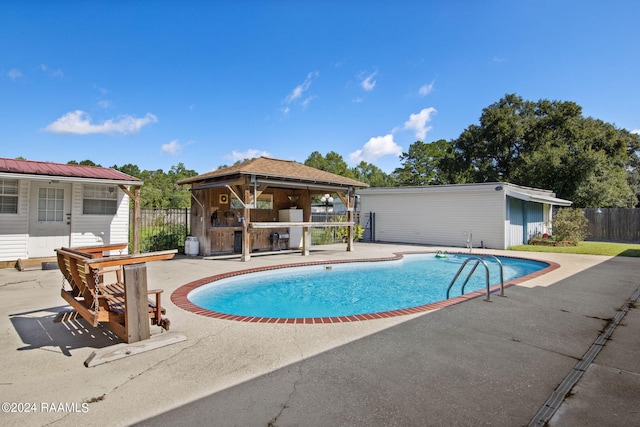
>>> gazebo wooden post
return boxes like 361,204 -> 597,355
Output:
346,205 -> 354,252
336,191 -> 355,252
241,186 -> 252,262
301,189 -> 312,256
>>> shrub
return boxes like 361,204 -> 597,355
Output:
552,208 -> 589,245
312,216 -> 364,245
314,227 -> 336,245
148,225 -> 187,252
335,216 -> 364,242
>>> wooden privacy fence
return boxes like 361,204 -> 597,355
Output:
583,208 -> 640,243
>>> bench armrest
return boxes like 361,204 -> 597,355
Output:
72,243 -> 129,254
85,250 -> 178,269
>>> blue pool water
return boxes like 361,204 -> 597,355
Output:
188,254 -> 548,318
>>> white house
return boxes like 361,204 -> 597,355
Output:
357,182 -> 572,250
0,158 -> 142,262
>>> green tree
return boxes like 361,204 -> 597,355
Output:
304,151 -> 355,178
393,139 -> 454,186
455,94 -> 535,182
304,152 -> 396,187
443,94 -> 637,207
167,163 -> 198,207
113,163 -> 142,178
351,161 -> 397,187
624,130 -> 640,206
113,162 -> 197,209
513,114 -> 636,207
68,159 -> 101,167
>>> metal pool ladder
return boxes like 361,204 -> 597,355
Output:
446,255 -> 504,301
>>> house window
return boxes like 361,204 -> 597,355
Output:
83,185 -> 117,215
230,194 -> 273,210
38,187 -> 64,221
0,179 -> 19,214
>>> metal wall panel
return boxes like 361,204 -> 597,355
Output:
507,197 -> 524,247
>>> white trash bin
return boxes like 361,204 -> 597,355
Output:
185,236 -> 199,256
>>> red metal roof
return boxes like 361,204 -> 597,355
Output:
0,158 -> 141,184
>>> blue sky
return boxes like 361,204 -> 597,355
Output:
1,1 -> 639,175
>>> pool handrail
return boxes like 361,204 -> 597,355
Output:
482,255 -> 505,297
445,255 -> 506,301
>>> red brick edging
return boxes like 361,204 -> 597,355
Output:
170,252 -> 560,324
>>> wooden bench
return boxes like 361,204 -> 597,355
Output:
55,246 -> 177,344
55,243 -> 128,298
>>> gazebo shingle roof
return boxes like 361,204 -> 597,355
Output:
178,157 -> 368,188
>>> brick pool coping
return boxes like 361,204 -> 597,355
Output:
170,252 -> 560,324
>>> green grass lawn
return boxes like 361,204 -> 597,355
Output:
508,241 -> 640,257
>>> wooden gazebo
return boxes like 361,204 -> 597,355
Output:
177,157 -> 369,261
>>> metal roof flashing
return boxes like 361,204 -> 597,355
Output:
503,186 -> 572,206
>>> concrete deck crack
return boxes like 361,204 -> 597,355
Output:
466,325 -> 582,361
268,327 -> 306,427
52,325 -> 233,425
0,279 -> 40,288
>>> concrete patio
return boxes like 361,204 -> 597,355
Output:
0,243 -> 638,426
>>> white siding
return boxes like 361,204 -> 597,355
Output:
358,185 -> 506,249
111,190 -> 130,254
0,180 -> 29,261
0,177 -> 133,260
69,183 -> 130,254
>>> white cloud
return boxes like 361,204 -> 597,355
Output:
360,71 -> 377,91
40,64 -> 64,78
419,81 -> 434,96
44,110 -> 158,135
226,149 -> 271,163
632,129 -> 640,135
285,71 -> 319,104
301,96 -> 317,110
161,140 -> 183,155
7,68 -> 22,80
349,134 -> 402,164
403,107 -> 437,140
94,85 -> 110,95
97,100 -> 112,108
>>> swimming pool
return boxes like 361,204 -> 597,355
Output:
174,253 -> 554,322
